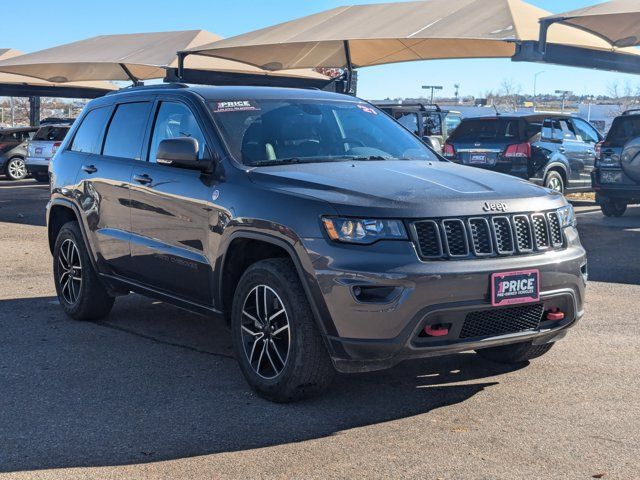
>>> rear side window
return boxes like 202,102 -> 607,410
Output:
70,107 -> 111,154
103,102 -> 151,160
33,126 -> 69,141
605,116 -> 640,147
448,118 -> 523,142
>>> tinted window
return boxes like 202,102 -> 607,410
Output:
604,116 -> 640,147
210,99 -> 437,165
424,113 -> 442,136
149,102 -> 208,163
394,112 -> 419,135
103,102 -> 151,160
33,126 -> 69,141
70,107 -> 111,154
542,119 -> 576,141
448,118 -> 523,142
572,118 -> 599,144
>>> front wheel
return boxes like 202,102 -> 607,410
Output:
476,341 -> 554,364
5,157 -> 28,180
53,221 -> 115,320
231,258 -> 335,402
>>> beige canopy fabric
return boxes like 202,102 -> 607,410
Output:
544,0 -> 640,48
183,0 -> 630,71
0,31 -> 327,83
0,49 -> 117,92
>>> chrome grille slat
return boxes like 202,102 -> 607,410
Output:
412,211 -> 565,261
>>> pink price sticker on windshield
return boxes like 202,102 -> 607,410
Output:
213,100 -> 261,113
357,104 -> 378,115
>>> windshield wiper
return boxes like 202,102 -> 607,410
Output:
249,158 -> 305,166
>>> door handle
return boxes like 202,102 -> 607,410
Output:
559,147 -> 566,154
81,164 -> 97,174
133,174 -> 153,185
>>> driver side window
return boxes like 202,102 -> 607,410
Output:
149,102 -> 208,163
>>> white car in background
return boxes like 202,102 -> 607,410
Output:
26,124 -> 71,183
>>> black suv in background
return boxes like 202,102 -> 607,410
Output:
0,127 -> 38,180
375,103 -> 462,152
592,110 -> 640,217
444,114 -> 602,194
47,85 -> 586,402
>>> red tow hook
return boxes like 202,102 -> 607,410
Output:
424,324 -> 450,337
546,309 -> 565,322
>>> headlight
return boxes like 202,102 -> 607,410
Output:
557,205 -> 576,228
322,217 -> 407,244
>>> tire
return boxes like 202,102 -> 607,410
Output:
544,171 -> 565,194
33,173 -> 49,184
231,258 -> 335,402
476,341 -> 554,364
53,221 -> 115,320
600,200 -> 627,217
5,157 -> 28,180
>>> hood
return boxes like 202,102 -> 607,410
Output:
248,160 -> 566,218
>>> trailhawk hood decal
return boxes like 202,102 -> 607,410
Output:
248,160 -> 565,217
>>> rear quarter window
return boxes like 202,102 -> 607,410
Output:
33,126 -> 69,141
605,116 -> 640,147
70,107 -> 111,154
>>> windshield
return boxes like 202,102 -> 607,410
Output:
209,99 -> 438,166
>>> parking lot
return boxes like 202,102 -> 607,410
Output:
0,179 -> 638,479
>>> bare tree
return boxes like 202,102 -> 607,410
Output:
499,78 -> 521,111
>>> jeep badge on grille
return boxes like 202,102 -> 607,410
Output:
483,202 -> 508,212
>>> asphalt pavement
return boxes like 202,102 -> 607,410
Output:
0,179 -> 638,479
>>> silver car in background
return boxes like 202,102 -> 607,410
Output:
26,124 -> 71,183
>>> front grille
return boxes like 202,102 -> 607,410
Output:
460,304 -> 544,339
412,210 -> 565,260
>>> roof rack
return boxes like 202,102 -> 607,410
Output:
622,108 -> 640,115
106,83 -> 190,95
373,102 -> 442,112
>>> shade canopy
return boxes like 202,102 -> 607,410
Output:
0,49 -> 117,98
0,30 -> 327,83
183,0 -> 627,71
543,1 -> 640,48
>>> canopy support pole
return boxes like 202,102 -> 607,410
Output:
29,96 -> 41,126
119,63 -> 142,86
343,40 -> 354,94
177,52 -> 187,81
537,19 -> 554,54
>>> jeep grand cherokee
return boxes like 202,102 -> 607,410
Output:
46,85 -> 587,402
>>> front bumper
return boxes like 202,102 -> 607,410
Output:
304,226 -> 586,373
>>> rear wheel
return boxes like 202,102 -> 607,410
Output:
476,341 -> 554,364
231,258 -> 335,402
600,199 -> 627,217
5,157 -> 28,180
544,171 -> 565,194
53,221 -> 114,320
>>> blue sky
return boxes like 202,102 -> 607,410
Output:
5,0 -> 638,99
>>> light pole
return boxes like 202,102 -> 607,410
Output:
533,71 -> 544,110
422,85 -> 443,105
555,90 -> 572,114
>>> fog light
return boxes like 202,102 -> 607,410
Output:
423,324 -> 450,337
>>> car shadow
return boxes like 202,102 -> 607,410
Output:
577,205 -> 640,285
0,294 -> 525,473
0,179 -> 49,227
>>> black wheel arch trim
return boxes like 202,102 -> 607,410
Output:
47,198 -> 97,268
216,230 -> 339,339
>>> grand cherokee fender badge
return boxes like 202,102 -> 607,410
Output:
483,202 -> 508,212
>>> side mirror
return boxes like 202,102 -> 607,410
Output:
156,137 -> 212,172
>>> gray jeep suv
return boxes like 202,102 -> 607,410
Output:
46,84 -> 587,402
